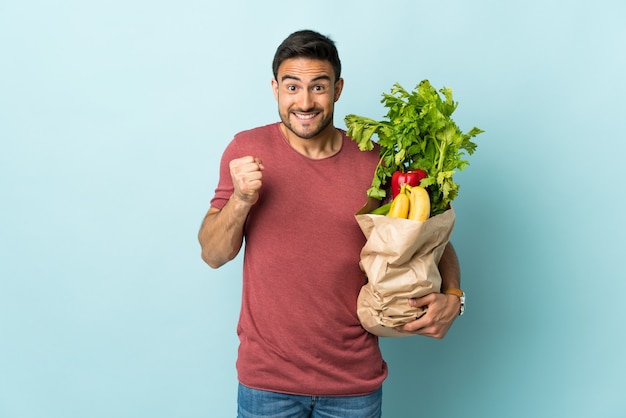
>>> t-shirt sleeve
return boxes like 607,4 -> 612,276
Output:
209,139 -> 239,210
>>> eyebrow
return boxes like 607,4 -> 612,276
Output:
280,74 -> 332,83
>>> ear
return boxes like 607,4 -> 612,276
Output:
271,78 -> 279,101
334,78 -> 344,102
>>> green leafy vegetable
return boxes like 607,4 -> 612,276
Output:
345,80 -> 484,215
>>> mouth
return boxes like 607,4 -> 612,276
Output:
293,111 -> 319,121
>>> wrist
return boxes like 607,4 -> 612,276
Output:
443,288 -> 465,316
229,193 -> 257,212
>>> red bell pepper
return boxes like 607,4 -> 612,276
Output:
391,169 -> 427,198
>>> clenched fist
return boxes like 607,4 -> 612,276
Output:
229,156 -> 264,205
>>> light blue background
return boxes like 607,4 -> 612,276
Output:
2,1 -> 625,417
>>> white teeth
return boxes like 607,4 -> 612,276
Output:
295,113 -> 316,119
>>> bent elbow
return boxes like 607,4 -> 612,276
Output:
201,251 -> 226,269
200,247 -> 237,269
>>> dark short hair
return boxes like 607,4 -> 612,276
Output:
272,30 -> 342,82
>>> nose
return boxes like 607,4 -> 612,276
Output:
299,89 -> 314,111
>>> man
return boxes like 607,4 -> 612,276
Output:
198,29 -> 463,418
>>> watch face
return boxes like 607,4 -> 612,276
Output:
459,293 -> 465,316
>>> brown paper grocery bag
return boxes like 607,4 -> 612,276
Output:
355,208 -> 455,337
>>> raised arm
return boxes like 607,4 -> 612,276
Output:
198,156 -> 264,269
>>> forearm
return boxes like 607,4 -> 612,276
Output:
198,196 -> 253,269
439,242 -> 460,292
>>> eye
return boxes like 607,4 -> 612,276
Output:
313,85 -> 325,92
286,85 -> 297,92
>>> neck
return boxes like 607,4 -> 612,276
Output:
280,123 -> 341,159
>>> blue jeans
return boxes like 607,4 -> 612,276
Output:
237,383 -> 382,418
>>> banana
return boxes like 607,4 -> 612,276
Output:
387,185 -> 410,218
407,185 -> 430,221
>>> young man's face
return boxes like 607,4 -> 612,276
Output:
272,57 -> 344,140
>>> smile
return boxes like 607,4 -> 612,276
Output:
294,112 -> 318,120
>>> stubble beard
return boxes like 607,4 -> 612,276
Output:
280,109 -> 334,140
